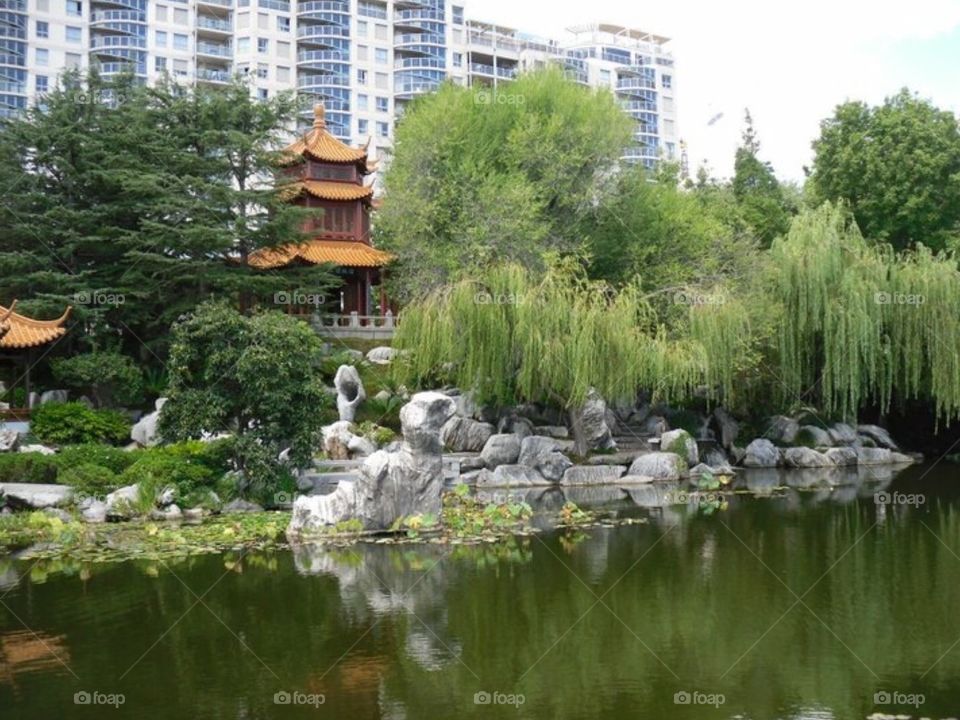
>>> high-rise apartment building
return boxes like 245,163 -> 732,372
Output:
1,0 -> 677,169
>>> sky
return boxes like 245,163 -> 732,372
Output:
462,0 -> 960,182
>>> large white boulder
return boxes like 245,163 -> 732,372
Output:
783,447 -> 834,468
480,433 -> 521,469
560,465 -> 626,486
627,452 -> 686,481
131,397 -> 167,447
518,436 -> 573,482
660,429 -> 699,466
742,439 -> 781,468
440,416 -> 494,452
0,483 -> 73,510
366,346 -> 397,365
334,365 -> 366,423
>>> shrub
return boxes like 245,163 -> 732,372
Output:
55,444 -> 139,474
0,453 -> 59,484
51,351 -> 144,408
31,402 -> 130,446
119,452 -> 216,499
57,463 -> 120,496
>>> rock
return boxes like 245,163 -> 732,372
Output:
824,447 -> 858,466
76,395 -> 94,408
347,434 -> 377,457
798,425 -> 832,448
183,508 -> 204,520
641,415 -> 669,436
743,439 -> 781,468
705,448 -> 729,467
627,452 -> 686,481
828,423 -> 858,446
889,452 -> 914,465
18,444 -> 55,455
766,415 -> 799,444
518,436 -> 572,482
130,397 -> 167,447
223,499 -> 263,513
856,447 -> 894,465
618,475 -> 654,485
0,429 -> 20,452
575,389 -> 616,451
440,416 -> 494,452
149,504 -> 182,521
27,391 -> 38,409
450,391 -> 477,419
157,486 -> 177,507
497,414 -> 534,440
373,389 -> 392,403
105,484 -> 140,518
559,465 -> 626,486
366,346 -> 397,365
857,424 -> 899,450
477,464 -> 551,487
289,392 -> 456,535
535,425 -> 569,439
0,483 -> 73,510
480,433 -> 521,469
39,389 -> 68,405
344,349 -> 364,362
659,429 -> 699,467
688,462 -> 724,479
783,447 -> 834,468
80,500 -> 107,523
322,421 -> 356,460
334,365 -> 366,423
711,407 -> 740,450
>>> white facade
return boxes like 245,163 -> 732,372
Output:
2,1 -> 676,169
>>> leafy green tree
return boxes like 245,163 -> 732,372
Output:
159,302 -> 330,495
0,71 -> 337,361
51,351 -> 144,407
809,88 -> 960,250
376,69 -> 632,300
732,109 -> 792,246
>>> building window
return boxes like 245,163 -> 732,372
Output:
155,31 -> 167,46
375,48 -> 387,65
356,20 -> 367,36
35,75 -> 48,93
276,65 -> 289,82
258,88 -> 268,99
257,12 -> 268,29
374,72 -> 387,89
276,16 -> 289,32
376,121 -> 388,137
35,48 -> 48,66
237,37 -> 250,53
173,33 -> 188,50
277,41 -> 290,57
357,69 -> 367,84
358,118 -> 368,134
453,5 -> 464,24
173,58 -> 188,76
35,21 -> 48,38
357,93 -> 368,111
155,56 -> 166,71
256,63 -> 268,78
174,7 -> 188,24
65,25 -> 81,42
65,52 -> 81,69
357,45 -> 368,61
600,69 -> 611,84
374,24 -> 387,41
376,96 -> 387,112
236,12 -> 249,28
662,74 -> 672,89
453,52 -> 462,68
36,0 -> 48,10
66,0 -> 81,16
155,4 -> 167,21
257,37 -> 268,53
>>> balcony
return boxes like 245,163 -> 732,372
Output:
97,61 -> 146,74
295,91 -> 349,112
0,51 -> 23,67
298,0 -> 349,14
90,9 -> 145,24
0,80 -> 24,94
394,79 -> 440,98
617,77 -> 656,91
197,0 -> 232,6
394,56 -> 444,71
621,99 -> 657,113
258,0 -> 289,10
0,0 -> 26,11
197,67 -> 231,83
297,73 -> 350,88
89,35 -> 146,50
297,24 -> 349,41
394,32 -> 444,49
197,16 -> 232,33
297,49 -> 348,63
196,41 -> 231,58
469,63 -> 516,79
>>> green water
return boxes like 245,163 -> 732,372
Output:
2,464 -> 960,719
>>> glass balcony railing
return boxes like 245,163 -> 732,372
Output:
196,41 -> 231,57
394,32 -> 444,46
0,0 -> 27,12
0,80 -> 24,94
297,73 -> 350,87
394,8 -> 443,22
617,77 -> 656,91
90,35 -> 147,50
298,0 -> 349,13
394,56 -> 444,70
197,16 -> 232,32
196,68 -> 231,82
90,9 -> 146,23
469,63 -> 516,79
297,24 -> 349,39
197,0 -> 232,6
297,49 -> 348,63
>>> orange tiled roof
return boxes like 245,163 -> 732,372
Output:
248,240 -> 394,270
281,180 -> 374,202
0,302 -> 71,349
282,105 -> 374,171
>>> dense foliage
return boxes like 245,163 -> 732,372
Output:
30,402 -> 130,446
51,351 -> 143,407
810,89 -> 960,251
159,302 -> 329,493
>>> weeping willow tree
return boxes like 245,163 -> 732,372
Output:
773,202 -> 960,424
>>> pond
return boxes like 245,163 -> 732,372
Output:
1,463 -> 959,719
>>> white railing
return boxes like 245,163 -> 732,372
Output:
313,312 -> 399,339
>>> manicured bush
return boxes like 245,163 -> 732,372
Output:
51,351 -> 144,408
0,453 -> 59,484
119,452 -> 216,499
30,402 -> 130,446
57,463 -> 120,496
55,444 -> 139,474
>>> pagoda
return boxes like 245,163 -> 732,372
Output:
249,104 -> 393,316
0,301 -> 71,415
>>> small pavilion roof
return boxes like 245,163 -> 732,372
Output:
248,240 -> 394,270
279,180 -> 374,203
0,302 -> 71,349
281,105 -> 377,173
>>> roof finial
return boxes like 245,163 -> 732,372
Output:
313,103 -> 326,130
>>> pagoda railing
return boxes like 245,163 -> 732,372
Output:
312,312 -> 398,340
